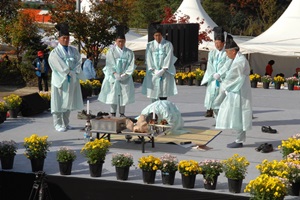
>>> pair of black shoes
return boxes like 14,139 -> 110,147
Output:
255,143 -> 273,153
261,126 -> 277,133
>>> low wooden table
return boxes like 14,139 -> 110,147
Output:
88,125 -> 172,153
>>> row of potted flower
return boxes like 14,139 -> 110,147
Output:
250,74 -> 299,84
2,133 -> 300,198
0,92 -> 51,120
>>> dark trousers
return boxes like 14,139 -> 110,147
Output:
38,73 -> 48,91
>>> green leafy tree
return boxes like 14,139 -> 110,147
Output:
129,0 -> 181,28
44,0 -> 132,67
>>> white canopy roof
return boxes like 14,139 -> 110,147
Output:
241,0 -> 300,57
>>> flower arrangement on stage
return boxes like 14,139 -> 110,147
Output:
111,153 -> 134,168
56,147 -> 77,163
159,153 -> 178,173
80,80 -> 92,89
249,73 -> 261,82
273,76 -> 285,83
0,140 -> 18,157
256,159 -> 289,179
91,80 -> 101,89
199,159 -> 223,182
278,136 -> 300,158
3,94 -> 22,110
39,91 -> 51,101
286,159 -> 300,183
0,101 -> 8,112
285,76 -> 298,84
222,154 -> 249,180
175,72 -> 186,80
24,134 -> 51,159
261,75 -> 272,83
194,68 -> 204,81
187,71 -> 196,79
81,138 -> 111,164
138,70 -> 146,79
132,70 -> 138,81
138,155 -> 162,171
178,160 -> 201,176
244,174 -> 288,200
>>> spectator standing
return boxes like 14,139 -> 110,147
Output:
83,53 -> 96,80
32,50 -> 50,92
265,60 -> 275,76
48,23 -> 86,132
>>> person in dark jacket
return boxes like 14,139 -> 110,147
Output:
32,51 -> 50,92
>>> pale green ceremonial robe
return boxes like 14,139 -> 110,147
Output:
142,39 -> 178,99
216,52 -> 252,131
98,46 -> 136,106
48,44 -> 86,113
201,48 -> 232,110
140,100 -> 187,135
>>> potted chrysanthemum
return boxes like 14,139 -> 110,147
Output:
138,155 -> 162,184
222,154 -> 249,193
261,75 -> 272,89
245,174 -> 288,200
249,73 -> 261,88
159,153 -> 178,185
81,138 -> 111,177
3,94 -> 22,118
278,134 -> 300,158
0,101 -> 8,121
286,76 -> 298,90
273,76 -> 285,89
111,153 -> 134,180
178,159 -> 201,188
56,147 -> 77,175
24,134 -> 51,172
199,159 -> 223,190
0,140 -> 18,169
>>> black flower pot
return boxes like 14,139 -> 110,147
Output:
89,161 -> 104,177
250,81 -> 257,88
1,155 -> 15,170
290,182 -> 300,196
115,166 -> 130,180
288,83 -> 295,91
263,82 -> 270,89
274,82 -> 281,90
142,170 -> 156,184
0,111 -> 7,121
181,174 -> 196,189
59,161 -> 73,175
161,171 -> 176,185
30,158 -> 45,172
203,175 -> 218,190
228,178 -> 243,193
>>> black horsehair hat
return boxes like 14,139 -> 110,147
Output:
115,25 -> 129,40
213,26 -> 225,42
225,34 -> 239,50
55,23 -> 70,37
150,22 -> 163,34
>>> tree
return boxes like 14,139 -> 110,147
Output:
129,0 -> 181,29
44,0 -> 132,67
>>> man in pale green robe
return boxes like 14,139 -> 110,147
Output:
98,32 -> 136,117
140,100 -> 186,135
48,23 -> 86,132
201,27 -> 232,118
216,35 -> 252,148
142,25 -> 177,102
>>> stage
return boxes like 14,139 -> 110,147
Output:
1,83 -> 300,200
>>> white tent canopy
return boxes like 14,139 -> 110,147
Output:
240,0 -> 300,76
